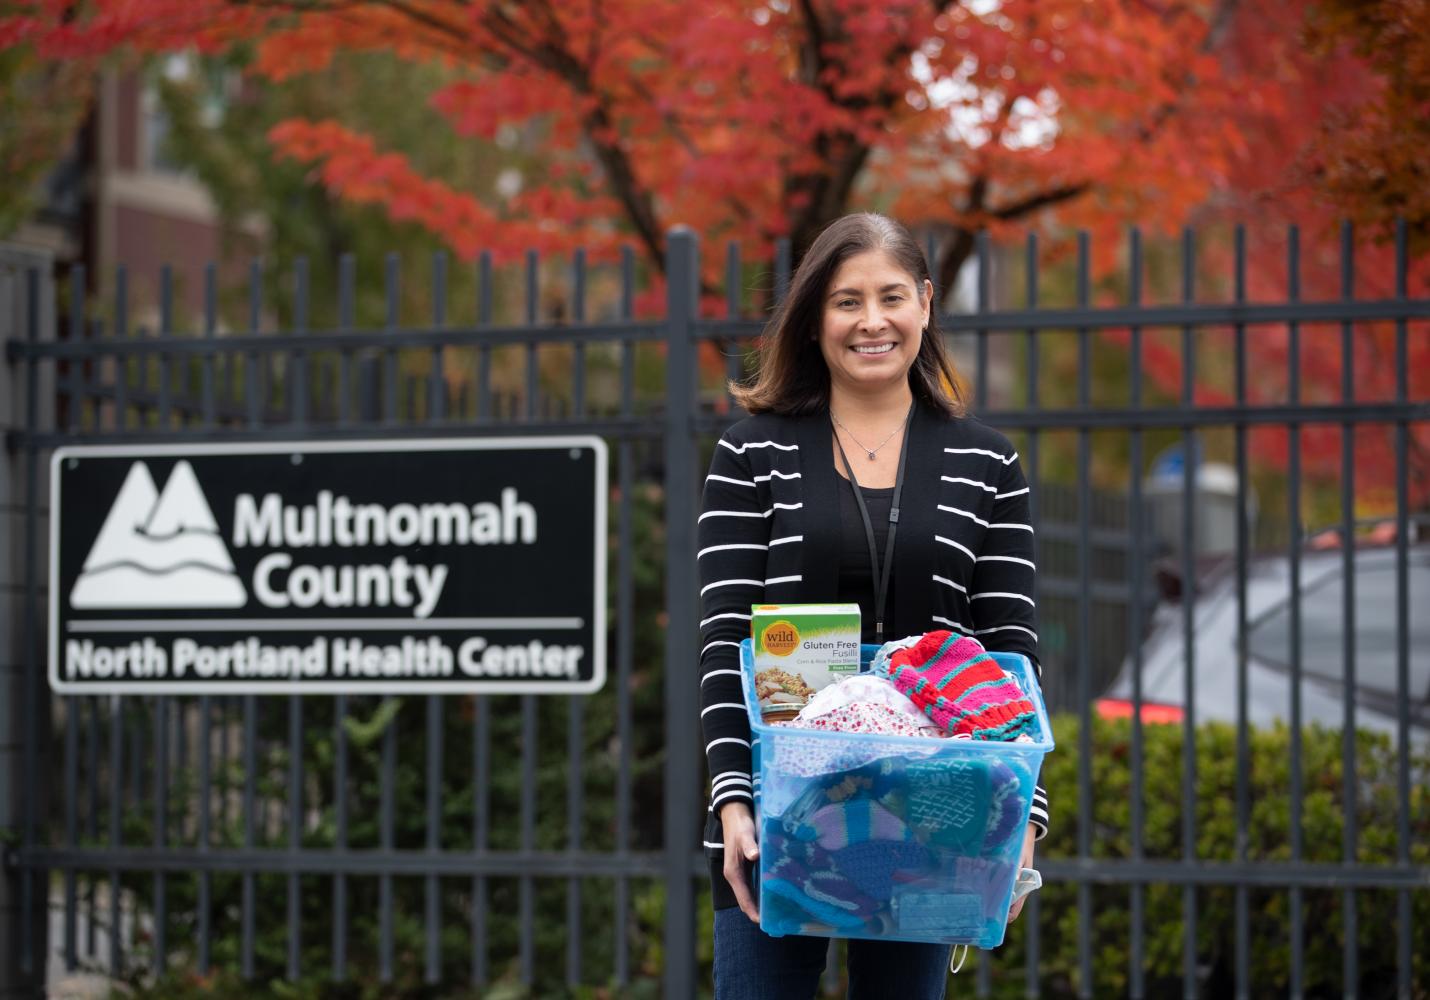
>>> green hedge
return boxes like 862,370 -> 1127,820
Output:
985,713 -> 1430,999
107,707 -> 1428,999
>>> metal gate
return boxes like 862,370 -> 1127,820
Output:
5,224 -> 1430,998
2,233 -> 709,997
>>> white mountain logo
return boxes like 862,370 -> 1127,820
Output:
69,460 -> 247,609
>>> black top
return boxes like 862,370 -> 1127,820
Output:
836,477 -> 896,644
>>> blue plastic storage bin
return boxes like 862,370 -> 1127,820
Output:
741,638 -> 1054,949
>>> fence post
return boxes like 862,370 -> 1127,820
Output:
1,245 -> 54,999
357,354 -> 381,423
662,227 -> 700,998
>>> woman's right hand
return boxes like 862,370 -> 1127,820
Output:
719,801 -> 761,923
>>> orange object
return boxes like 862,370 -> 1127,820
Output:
1094,698 -> 1184,725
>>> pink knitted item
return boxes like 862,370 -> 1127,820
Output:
872,631 -> 1037,740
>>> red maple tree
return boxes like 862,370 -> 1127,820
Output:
1088,1 -> 1430,508
0,1 -> 1394,277
4,0 -> 1425,502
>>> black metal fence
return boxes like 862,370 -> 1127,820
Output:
3,223 -> 1429,998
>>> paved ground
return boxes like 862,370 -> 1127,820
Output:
44,883 -> 134,999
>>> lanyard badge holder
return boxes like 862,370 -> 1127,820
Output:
833,404 -> 914,647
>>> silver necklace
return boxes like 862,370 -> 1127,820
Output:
831,410 -> 904,461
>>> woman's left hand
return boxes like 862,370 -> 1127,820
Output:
1005,823 -> 1037,924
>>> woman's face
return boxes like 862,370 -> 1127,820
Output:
818,249 -> 931,400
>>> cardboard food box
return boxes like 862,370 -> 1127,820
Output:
750,603 -> 860,721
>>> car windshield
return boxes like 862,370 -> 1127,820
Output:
1246,553 -> 1430,701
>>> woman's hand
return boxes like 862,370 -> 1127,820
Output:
719,801 -> 761,924
1006,823 -> 1037,924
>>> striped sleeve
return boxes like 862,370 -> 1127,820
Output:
696,435 -> 769,816
969,449 -> 1049,838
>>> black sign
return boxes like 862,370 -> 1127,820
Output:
49,438 -> 607,694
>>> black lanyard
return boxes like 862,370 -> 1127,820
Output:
832,405 -> 913,646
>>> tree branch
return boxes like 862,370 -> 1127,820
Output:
930,178 -> 1092,303
796,0 -> 826,81
783,0 -> 884,256
471,1 -> 669,267
935,175 -> 986,304
783,0 -> 964,258
227,0 -> 481,63
477,3 -> 548,65
990,182 -> 1089,220
1135,0 -> 1241,139
586,0 -> 602,76
1202,0 -> 1240,50
366,0 -> 472,48
930,180 -> 1092,304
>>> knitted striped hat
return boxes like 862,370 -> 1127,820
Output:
790,798 -> 913,851
872,631 -> 1037,740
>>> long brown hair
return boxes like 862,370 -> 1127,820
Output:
730,213 -> 966,416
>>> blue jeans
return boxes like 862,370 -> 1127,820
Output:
713,906 -> 950,1000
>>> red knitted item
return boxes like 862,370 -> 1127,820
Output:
874,631 -> 1037,740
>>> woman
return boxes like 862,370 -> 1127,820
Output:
698,213 -> 1047,998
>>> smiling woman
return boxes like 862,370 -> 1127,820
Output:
703,213 -> 1048,999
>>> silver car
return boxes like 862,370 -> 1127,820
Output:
1101,537 -> 1430,739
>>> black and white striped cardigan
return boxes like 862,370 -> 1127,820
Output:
698,402 -> 1049,863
